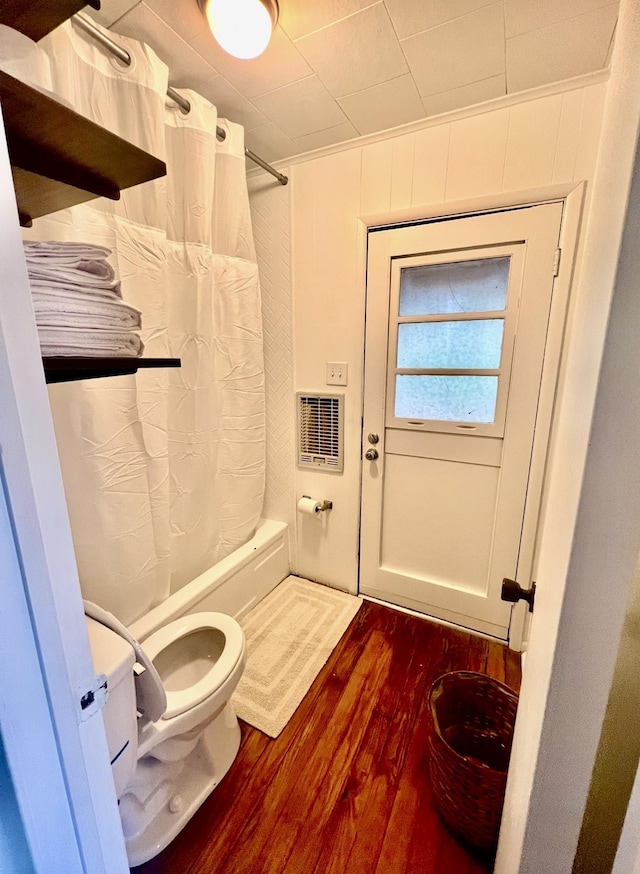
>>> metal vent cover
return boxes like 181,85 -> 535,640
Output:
296,393 -> 344,473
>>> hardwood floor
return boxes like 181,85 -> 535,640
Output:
132,600 -> 521,874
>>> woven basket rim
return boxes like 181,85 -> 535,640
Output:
429,670 -> 518,773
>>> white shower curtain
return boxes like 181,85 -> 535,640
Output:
26,20 -> 265,625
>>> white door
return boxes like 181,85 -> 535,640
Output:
360,204 -> 563,640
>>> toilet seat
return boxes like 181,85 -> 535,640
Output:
141,612 -> 244,720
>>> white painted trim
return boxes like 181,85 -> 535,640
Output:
0,107 -> 129,873
362,595 -> 509,644
0,463 -> 85,873
360,181 -> 583,230
496,0 -> 640,867
247,70 -> 609,177
508,182 -> 587,652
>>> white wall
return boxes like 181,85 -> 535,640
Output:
248,172 -> 297,568
496,0 -> 640,867
253,77 -> 607,592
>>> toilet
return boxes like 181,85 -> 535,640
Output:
84,601 -> 246,867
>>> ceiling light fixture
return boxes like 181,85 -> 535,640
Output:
198,0 -> 279,60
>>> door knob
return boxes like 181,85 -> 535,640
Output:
501,578 -> 536,612
365,448 -> 379,461
367,433 -> 379,444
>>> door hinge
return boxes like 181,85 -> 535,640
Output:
553,247 -> 562,277
79,674 -> 107,722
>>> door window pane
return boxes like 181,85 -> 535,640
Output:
395,375 -> 499,423
397,319 -> 504,369
399,257 -> 510,316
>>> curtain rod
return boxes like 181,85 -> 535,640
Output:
72,14 -> 288,186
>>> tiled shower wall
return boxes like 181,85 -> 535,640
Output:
248,172 -> 297,569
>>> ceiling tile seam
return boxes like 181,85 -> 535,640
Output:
243,116 -> 271,133
502,0 -> 508,93
503,3 -> 619,70
505,0 -> 621,39
336,71 -> 418,102
503,0 -> 511,94
204,77 -> 269,127
599,10 -> 619,65
394,3 -> 507,100
249,80 -> 352,136
110,0 -> 143,28
185,24 -> 312,100
291,121 -> 360,146
426,73 -> 509,104
394,0 -> 505,43
283,2 -> 381,43
240,65 -> 319,102
394,26 -> 419,92
605,20 -> 618,66
381,0 -> 404,46
246,72 -> 316,102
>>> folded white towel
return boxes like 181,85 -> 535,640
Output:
28,265 -> 119,290
24,241 -> 112,260
38,327 -> 144,358
29,278 -> 122,299
33,296 -> 142,330
27,260 -> 117,283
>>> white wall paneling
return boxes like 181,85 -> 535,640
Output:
248,171 -> 297,569
253,81 -> 607,595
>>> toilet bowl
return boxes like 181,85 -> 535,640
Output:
84,602 -> 246,867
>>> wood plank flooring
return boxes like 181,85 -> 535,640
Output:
132,600 -> 521,874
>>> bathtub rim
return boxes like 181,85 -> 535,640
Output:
129,519 -> 288,642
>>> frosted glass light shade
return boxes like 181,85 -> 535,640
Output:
202,0 -> 278,60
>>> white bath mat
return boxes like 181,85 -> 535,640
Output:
231,575 -> 362,738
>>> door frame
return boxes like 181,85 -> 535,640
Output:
0,110 -> 129,873
356,180 -> 585,650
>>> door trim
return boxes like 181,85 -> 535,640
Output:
0,117 -> 129,873
355,181 -> 587,651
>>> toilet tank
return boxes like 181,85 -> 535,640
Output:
85,616 -> 138,798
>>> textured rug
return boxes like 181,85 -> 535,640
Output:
231,575 -> 362,738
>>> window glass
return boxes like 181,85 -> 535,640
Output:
395,375 -> 499,423
399,257 -> 510,316
397,319 -> 504,370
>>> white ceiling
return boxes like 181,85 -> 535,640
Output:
90,0 -> 619,164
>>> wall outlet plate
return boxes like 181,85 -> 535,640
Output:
326,362 -> 348,386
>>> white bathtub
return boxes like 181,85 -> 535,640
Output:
129,519 -> 289,642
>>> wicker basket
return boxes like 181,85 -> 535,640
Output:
428,671 -> 518,853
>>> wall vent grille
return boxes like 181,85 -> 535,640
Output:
297,393 -> 344,473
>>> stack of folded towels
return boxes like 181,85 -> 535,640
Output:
23,241 -> 144,358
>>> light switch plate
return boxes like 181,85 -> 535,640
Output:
326,362 -> 348,386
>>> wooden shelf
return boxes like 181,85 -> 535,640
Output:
43,357 -> 181,384
1,2 -> 176,386
0,71 -> 166,225
0,1 -> 101,43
